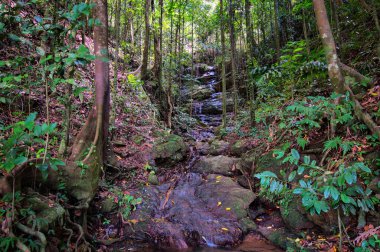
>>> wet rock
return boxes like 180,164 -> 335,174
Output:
280,199 -> 314,231
127,173 -> 256,249
258,227 -> 297,250
193,155 -> 239,176
190,86 -> 213,100
152,134 -> 188,166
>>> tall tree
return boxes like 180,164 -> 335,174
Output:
220,0 -> 227,127
313,0 -> 380,138
245,0 -> 256,127
228,0 -> 238,119
141,0 -> 151,80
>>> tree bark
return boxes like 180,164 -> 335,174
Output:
220,0 -> 227,128
141,0 -> 151,80
313,0 -> 380,137
245,0 -> 256,127
228,0 -> 238,119
313,0 -> 345,94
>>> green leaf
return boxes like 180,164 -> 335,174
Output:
340,194 -> 350,203
299,180 -> 307,188
255,171 -> 278,179
344,171 -> 355,185
330,186 -> 340,200
297,165 -> 305,175
14,156 -> 27,166
291,149 -> 300,160
303,155 -> 310,165
297,137 -> 308,150
314,200 -> 329,214
288,171 -> 297,182
36,47 -> 45,56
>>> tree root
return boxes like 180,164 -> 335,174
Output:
344,84 -> 380,138
16,223 -> 47,252
66,212 -> 88,251
63,226 -> 74,250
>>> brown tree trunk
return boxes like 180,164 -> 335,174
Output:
245,0 -> 256,127
141,0 -> 151,80
313,0 -> 380,138
313,0 -> 345,93
274,0 -> 281,61
220,0 -> 227,128
229,0 -> 238,119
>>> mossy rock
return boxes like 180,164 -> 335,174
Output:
280,199 -> 314,231
148,172 -> 159,185
100,197 -> 117,213
208,139 -> 230,156
193,155 -> 239,176
231,139 -> 251,157
153,134 -> 188,166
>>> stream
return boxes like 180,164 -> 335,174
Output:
107,65 -> 284,252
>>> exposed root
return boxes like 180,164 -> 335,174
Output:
16,239 -> 30,252
63,226 -> 74,249
16,223 -> 47,252
66,212 -> 88,251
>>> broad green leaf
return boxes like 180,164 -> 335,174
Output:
14,156 -> 27,166
291,149 -> 300,160
288,171 -> 297,182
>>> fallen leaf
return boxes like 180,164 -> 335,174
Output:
225,207 -> 231,211
217,201 -> 222,206
221,227 -> 229,231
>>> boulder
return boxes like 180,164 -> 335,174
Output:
209,139 -> 230,155
152,134 -> 188,166
126,173 -> 256,249
190,86 -> 213,100
231,139 -> 251,156
193,155 -> 239,176
280,199 -> 314,231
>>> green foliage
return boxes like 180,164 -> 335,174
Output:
116,192 -> 142,219
355,234 -> 380,252
0,113 -> 65,178
256,147 -> 378,216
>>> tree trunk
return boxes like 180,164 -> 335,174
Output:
245,0 -> 256,127
313,0 -> 380,138
141,0 -> 151,80
229,0 -> 238,119
274,0 -> 281,61
64,0 -> 110,204
220,0 -> 227,128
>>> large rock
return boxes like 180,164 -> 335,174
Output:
193,155 -> 239,176
280,199 -> 314,231
152,134 -> 188,166
209,139 -> 230,155
231,139 -> 251,156
126,173 -> 256,249
190,86 -> 213,100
